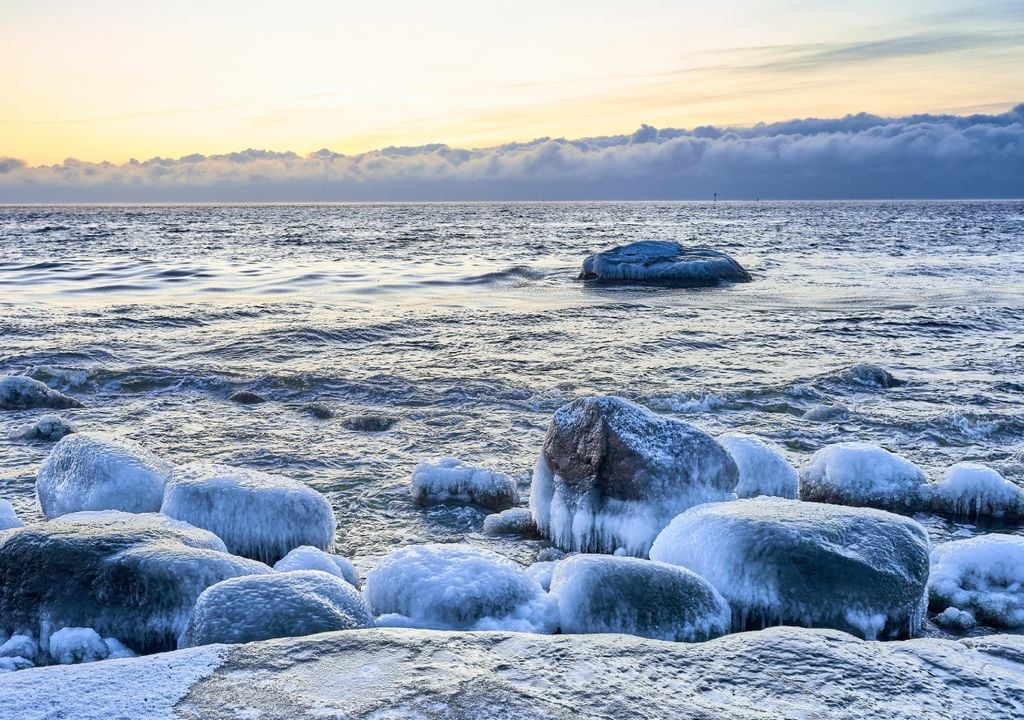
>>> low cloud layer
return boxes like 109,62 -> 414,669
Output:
2,106 -> 1022,201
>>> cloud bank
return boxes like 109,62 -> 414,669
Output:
1,106 -> 1022,201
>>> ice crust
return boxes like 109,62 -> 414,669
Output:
274,546 -> 360,589
929,534 -> 1024,628
410,457 -> 517,512
718,432 -> 798,499
799,442 -> 930,512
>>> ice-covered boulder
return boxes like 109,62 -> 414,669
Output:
274,546 -> 360,589
718,433 -> 798,499
482,507 -> 539,537
531,396 -> 738,556
930,463 -> 1024,520
649,498 -> 930,639
364,544 -> 553,632
410,457 -> 517,512
550,554 -> 730,642
933,607 -> 977,631
179,570 -> 373,648
161,463 -> 336,565
580,241 -> 751,286
10,413 -> 77,441
36,432 -> 175,518
798,442 -> 930,513
0,512 -> 270,653
929,534 -> 1024,628
0,656 -> 33,672
0,634 -> 38,661
0,375 -> 82,410
48,627 -> 109,665
0,499 -> 24,531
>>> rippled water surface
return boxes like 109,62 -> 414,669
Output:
2,202 -> 1023,579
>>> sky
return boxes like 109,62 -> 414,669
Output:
0,0 -> 1022,200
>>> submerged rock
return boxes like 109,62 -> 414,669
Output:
550,554 -> 730,642
531,396 -> 738,556
161,463 -> 336,565
838,363 -> 902,389
228,390 -> 266,405
649,497 -> 930,639
410,457 -> 517,512
0,512 -> 269,654
0,375 -> 82,411
36,432 -> 175,519
580,241 -> 752,286
929,534 -> 1024,628
274,545 -> 360,589
341,413 -> 398,432
801,403 -> 850,422
798,442 -> 930,513
179,571 -> 373,648
10,413 -> 77,441
302,402 -> 335,419
718,432 -> 798,499
482,508 -> 540,537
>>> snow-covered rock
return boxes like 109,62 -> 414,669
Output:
798,442 -> 930,512
161,462 -> 336,565
0,634 -> 38,661
550,554 -> 730,642
179,570 -> 373,648
364,544 -> 553,632
273,546 -> 360,589
930,463 -> 1024,520
35,432 -> 174,518
0,655 -> 33,672
929,534 -> 1024,628
0,499 -> 24,531
0,512 -> 270,653
649,498 -> 930,639
482,507 -> 539,537
718,433 -> 798,499
10,413 -> 77,441
580,241 -> 751,286
103,637 -> 137,659
48,627 -> 109,665
410,457 -> 517,512
531,396 -> 738,556
934,607 -> 977,631
0,375 -> 82,410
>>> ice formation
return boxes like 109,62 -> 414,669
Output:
579,241 -> 751,286
930,463 -> 1024,520
933,607 -> 977,631
161,462 -> 336,564
0,656 -> 33,672
0,499 -> 24,531
410,457 -> 517,512
363,543 -> 553,632
103,637 -> 137,659
525,561 -> 555,591
929,534 -> 1024,628
482,507 -> 539,537
550,554 -> 730,642
0,375 -> 83,410
35,432 -> 175,518
0,512 -> 270,653
798,442 -> 930,512
273,545 -> 360,589
10,413 -> 77,441
48,627 -> 110,664
530,396 -> 738,556
649,497 -> 931,639
0,634 -> 38,661
718,432 -> 798,499
179,570 -> 373,648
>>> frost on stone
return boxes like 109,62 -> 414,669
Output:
718,433 -> 798,499
530,396 -> 738,556
410,457 -> 517,512
179,570 -> 373,648
930,463 -> 1024,521
929,534 -> 1024,628
363,543 -> 553,632
650,497 -> 930,639
35,432 -> 175,519
274,546 -> 360,589
550,554 -> 731,642
161,462 -> 336,565
798,442 -> 930,513
0,375 -> 82,411
48,627 -> 110,665
482,508 -> 539,537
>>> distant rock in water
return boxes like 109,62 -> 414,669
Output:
801,403 -> 850,422
10,413 -> 77,442
0,376 -> 83,411
482,508 -> 540,538
302,402 -> 335,419
341,413 -> 397,432
580,241 -> 751,286
228,390 -> 267,405
837,363 -> 902,389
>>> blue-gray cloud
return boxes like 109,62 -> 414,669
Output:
1,105 -> 1023,201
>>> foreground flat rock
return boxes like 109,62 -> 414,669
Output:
580,241 -> 751,286
3,627 -> 1024,719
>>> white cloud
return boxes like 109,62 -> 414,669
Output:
1,105 -> 1022,201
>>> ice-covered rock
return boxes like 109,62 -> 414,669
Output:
934,607 -> 977,631
838,363 -> 901,389
482,507 -> 539,537
364,544 -> 552,632
35,432 -> 175,519
580,241 -> 752,286
718,433 -> 798,499
649,497 -> 930,639
525,561 -> 555,591
161,462 -> 335,565
550,554 -> 730,642
410,457 -> 517,512
48,627 -> 109,664
103,637 -> 137,659
273,546 -> 360,589
0,375 -> 83,410
0,655 -> 33,672
10,413 -> 77,441
531,396 -> 738,556
801,403 -> 850,422
0,634 -> 38,661
179,570 -> 373,648
0,512 -> 270,653
0,499 -> 24,531
929,534 -> 1024,628
798,442 -> 930,512
930,463 -> 1024,520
